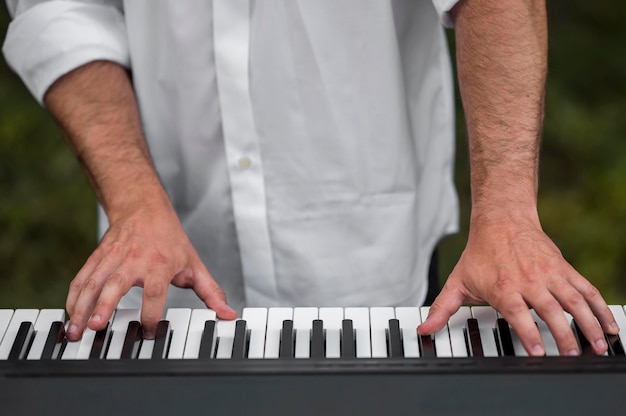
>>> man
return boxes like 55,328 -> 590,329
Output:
3,0 -> 618,355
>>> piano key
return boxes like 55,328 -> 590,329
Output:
310,319 -> 324,358
496,318 -> 516,356
371,307 -> 395,358
319,307 -> 343,359
279,320 -> 294,359
387,319 -> 403,358
150,320 -> 171,360
120,321 -> 143,359
421,306 -> 452,358
106,309 -> 141,360
293,307 -> 317,359
89,324 -> 112,360
508,322 -> 528,357
231,320 -> 248,360
419,334 -> 436,358
8,322 -> 34,360
183,309 -> 217,359
27,309 -> 66,360
215,319 -> 237,359
163,308 -> 191,359
345,307 -> 371,358
264,308 -> 293,359
530,310 -> 559,356
40,321 -> 65,360
64,313 -> 113,360
395,307 -> 421,358
341,319 -> 355,359
0,310 -> 14,346
448,307 -> 471,358
466,318 -> 483,357
607,305 -> 626,356
471,306 -> 499,357
0,309 -> 39,360
242,308 -> 268,359
571,320 -> 595,356
198,320 -> 217,359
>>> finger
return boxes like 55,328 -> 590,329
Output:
498,295 -> 546,357
551,280 -> 607,355
530,293 -> 580,356
88,271 -> 132,333
417,283 -> 465,336
567,272 -> 619,335
140,278 -> 169,339
66,250 -> 105,316
189,265 -> 237,320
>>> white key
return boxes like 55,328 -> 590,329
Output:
610,306 -> 626,343
292,307 -> 317,359
395,307 -> 421,358
69,311 -> 115,360
27,309 -> 65,360
530,309 -> 559,356
421,306 -> 452,358
138,339 -> 154,360
0,309 -> 39,360
215,319 -> 237,359
242,308 -> 268,359
345,308 -> 371,358
448,307 -> 471,358
264,308 -> 293,359
319,307 -> 343,358
471,306 -> 499,357
0,310 -> 14,345
370,307 -> 395,358
183,309 -> 217,359
496,310 -> 527,357
164,308 -> 191,359
106,309 -> 141,360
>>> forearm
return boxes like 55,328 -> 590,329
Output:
43,60 -> 171,222
452,0 -> 547,219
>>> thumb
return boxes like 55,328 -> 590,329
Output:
417,284 -> 465,335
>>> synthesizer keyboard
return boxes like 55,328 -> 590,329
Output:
1,306 -> 626,415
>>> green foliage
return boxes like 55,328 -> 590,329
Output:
1,0 -> 625,308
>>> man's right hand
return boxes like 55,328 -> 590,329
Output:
44,60 -> 236,341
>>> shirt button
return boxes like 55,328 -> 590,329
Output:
238,156 -> 252,170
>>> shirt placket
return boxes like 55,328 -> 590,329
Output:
213,0 -> 278,305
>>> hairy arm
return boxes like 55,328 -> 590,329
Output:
44,61 -> 236,340
418,0 -> 617,355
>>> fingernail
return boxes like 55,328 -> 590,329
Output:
67,324 -> 78,337
531,344 -> 545,356
568,349 -> 580,356
595,339 -> 607,351
143,330 -> 155,340
89,314 -> 101,324
609,321 -> 620,332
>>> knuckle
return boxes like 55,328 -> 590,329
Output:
581,284 -> 601,300
143,281 -> 167,300
106,272 -> 126,288
83,278 -> 99,293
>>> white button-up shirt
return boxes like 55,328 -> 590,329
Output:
4,0 -> 460,312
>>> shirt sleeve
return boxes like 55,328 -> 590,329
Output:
2,0 -> 129,105
431,0 -> 462,28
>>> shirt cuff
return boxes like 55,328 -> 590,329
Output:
2,1 -> 130,105
432,0 -> 462,28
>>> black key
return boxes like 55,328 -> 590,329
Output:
89,323 -> 110,360
466,318 -> 484,357
419,334 -> 436,358
571,320 -> 594,356
231,320 -> 248,360
198,320 -> 217,359
151,320 -> 171,360
310,319 -> 324,358
8,322 -> 34,360
606,333 -> 625,356
279,320 -> 294,359
41,321 -> 65,360
341,319 -> 355,359
120,321 -> 142,359
387,319 -> 404,358
496,318 -> 515,356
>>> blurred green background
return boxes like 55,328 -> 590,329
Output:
1,1 -> 625,309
